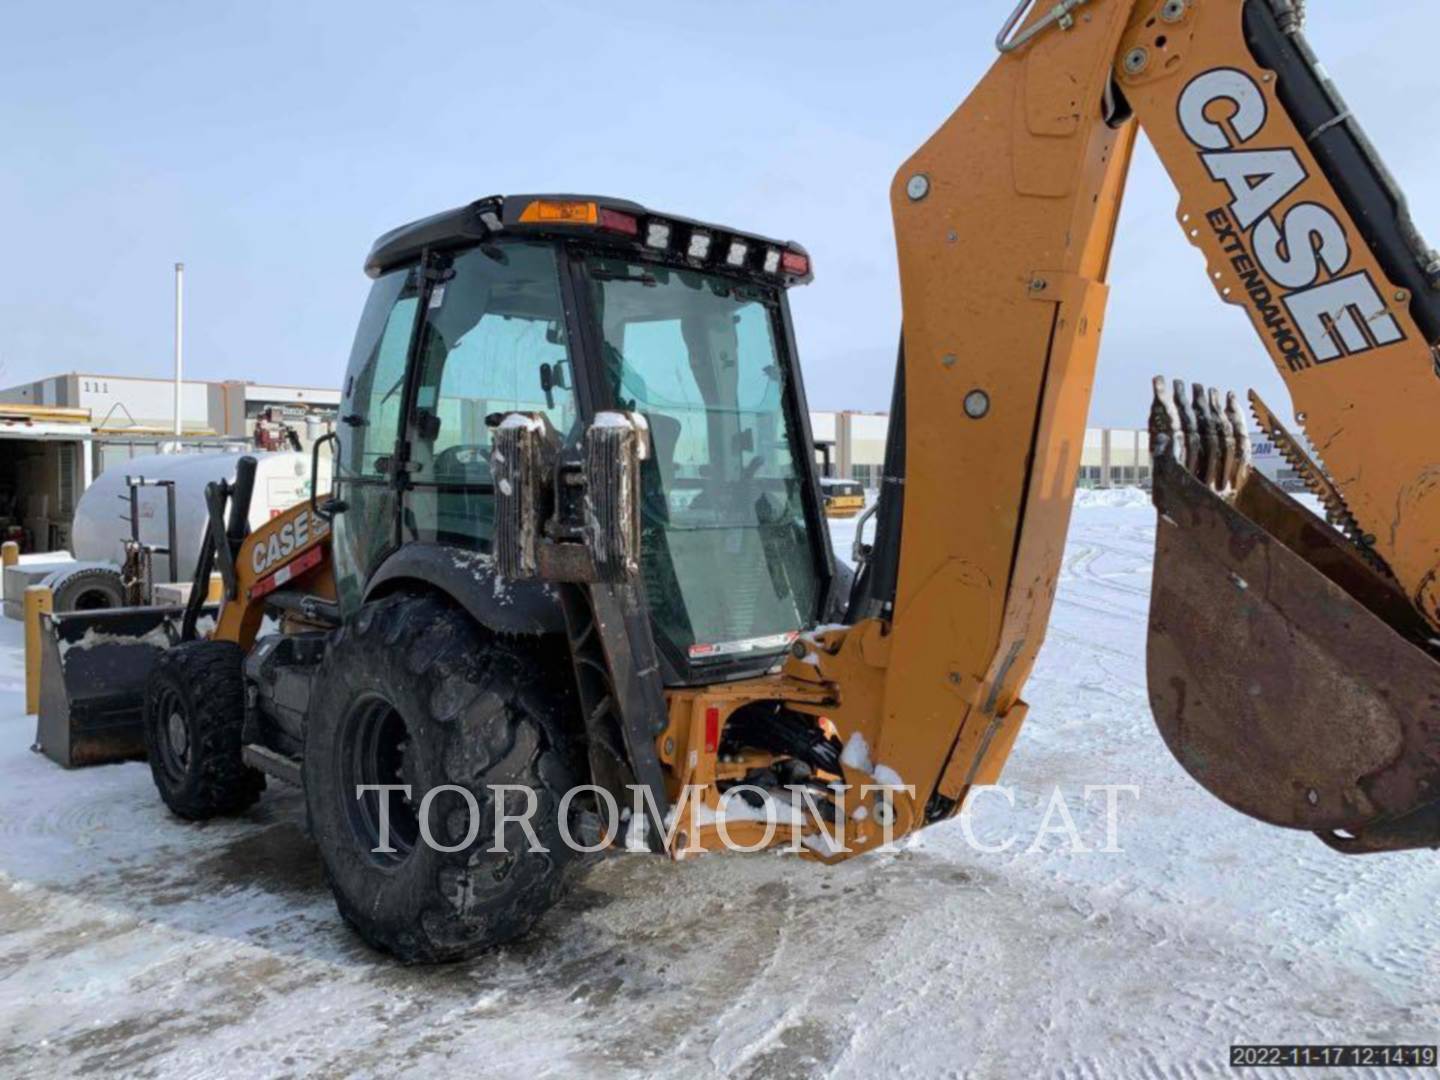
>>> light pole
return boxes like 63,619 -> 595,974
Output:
173,262 -> 184,439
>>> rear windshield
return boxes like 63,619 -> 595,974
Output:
585,256 -> 822,663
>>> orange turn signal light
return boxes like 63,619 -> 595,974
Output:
517,199 -> 639,236
519,199 -> 599,225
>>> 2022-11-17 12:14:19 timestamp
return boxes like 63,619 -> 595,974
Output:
1229,1045 -> 1437,1068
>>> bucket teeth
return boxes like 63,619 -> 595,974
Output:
1224,390 -> 1252,490
1150,376 -> 1254,497
1174,379 -> 1199,474
1210,387 -> 1234,490
1191,383 -> 1220,490
1148,375 -> 1184,462
1189,383 -> 1211,485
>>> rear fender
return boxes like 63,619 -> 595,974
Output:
363,541 -> 564,637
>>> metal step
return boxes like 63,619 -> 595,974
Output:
243,743 -> 302,786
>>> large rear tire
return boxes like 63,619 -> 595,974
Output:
143,640 -> 265,819
303,593 -> 585,964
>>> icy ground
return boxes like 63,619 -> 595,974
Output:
1,492 -> 1437,1077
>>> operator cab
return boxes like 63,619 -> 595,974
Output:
332,194 -> 834,684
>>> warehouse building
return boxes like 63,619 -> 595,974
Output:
1079,427 -> 1151,488
1,372 -> 338,449
807,410 -> 1292,490
0,372 -> 337,555
808,411 -> 889,487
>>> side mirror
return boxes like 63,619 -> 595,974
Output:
311,431 -> 348,521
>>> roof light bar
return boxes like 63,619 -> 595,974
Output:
506,199 -> 808,279
371,196 -> 815,287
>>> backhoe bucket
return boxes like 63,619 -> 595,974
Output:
1145,378 -> 1440,853
34,606 -> 193,768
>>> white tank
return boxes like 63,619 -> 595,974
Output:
72,451 -> 331,584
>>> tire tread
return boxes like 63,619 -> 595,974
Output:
144,640 -> 264,819
306,594 -> 583,964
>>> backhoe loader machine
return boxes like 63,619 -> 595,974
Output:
48,0 -> 1440,961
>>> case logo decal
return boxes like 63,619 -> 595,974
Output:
1178,67 -> 1403,370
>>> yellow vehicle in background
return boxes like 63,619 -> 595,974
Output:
820,477 -> 866,519
814,439 -> 865,517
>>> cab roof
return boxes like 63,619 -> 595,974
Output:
364,194 -> 813,286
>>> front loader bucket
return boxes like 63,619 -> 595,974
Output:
34,606 -> 196,768
1146,379 -> 1440,853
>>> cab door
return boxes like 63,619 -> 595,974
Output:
331,264 -> 422,613
401,241 -> 580,552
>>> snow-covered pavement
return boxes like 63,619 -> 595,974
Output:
1,492 -> 1436,1077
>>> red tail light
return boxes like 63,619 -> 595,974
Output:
704,706 -> 720,754
598,208 -> 639,236
781,249 -> 810,275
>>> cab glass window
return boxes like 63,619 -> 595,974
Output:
404,242 -> 576,549
586,256 -> 822,664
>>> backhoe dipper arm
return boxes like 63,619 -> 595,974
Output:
809,0 -> 1440,829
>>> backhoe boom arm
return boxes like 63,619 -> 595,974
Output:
805,0 -> 1440,834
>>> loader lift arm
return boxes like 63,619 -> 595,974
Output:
763,0 -> 1440,853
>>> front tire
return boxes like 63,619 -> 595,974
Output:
143,640 -> 265,819
304,593 -> 585,964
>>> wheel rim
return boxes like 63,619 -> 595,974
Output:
341,695 -> 420,866
167,712 -> 189,759
152,686 -> 192,784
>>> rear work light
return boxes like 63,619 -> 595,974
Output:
763,248 -> 781,274
645,221 -> 672,249
688,231 -> 712,260
781,249 -> 809,276
726,240 -> 749,268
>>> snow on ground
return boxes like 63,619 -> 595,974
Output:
1,495 -> 1437,1078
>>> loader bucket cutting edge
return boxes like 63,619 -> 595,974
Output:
1145,379 -> 1440,853
35,606 -> 210,768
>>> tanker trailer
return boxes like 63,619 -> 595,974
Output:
48,450 -> 323,611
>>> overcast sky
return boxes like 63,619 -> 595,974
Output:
4,1 -> 1436,426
